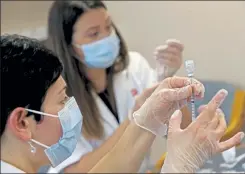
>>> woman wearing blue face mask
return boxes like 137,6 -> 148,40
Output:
1,35 -> 82,173
47,1 -> 190,173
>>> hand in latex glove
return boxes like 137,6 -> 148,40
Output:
133,76 -> 205,136
161,89 -> 245,173
154,39 -> 184,80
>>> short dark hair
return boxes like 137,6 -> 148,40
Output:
0,34 -> 63,136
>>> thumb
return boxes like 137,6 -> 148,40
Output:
133,83 -> 160,111
168,110 -> 182,133
144,83 -> 159,96
136,83 -> 159,103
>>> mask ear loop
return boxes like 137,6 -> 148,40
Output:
28,141 -> 36,153
25,109 -> 58,118
25,109 -> 57,154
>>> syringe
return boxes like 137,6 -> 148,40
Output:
185,60 -> 196,120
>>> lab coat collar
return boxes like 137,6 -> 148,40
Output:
1,160 -> 25,173
92,90 -> 119,130
91,69 -> 132,130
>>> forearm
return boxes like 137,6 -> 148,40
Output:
64,119 -> 130,173
89,120 -> 156,173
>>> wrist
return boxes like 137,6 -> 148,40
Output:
165,67 -> 178,78
162,158 -> 196,173
128,109 -> 133,120
110,119 -> 156,162
133,111 -> 168,137
130,118 -> 156,139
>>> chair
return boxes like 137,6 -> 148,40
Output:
153,80 -> 245,172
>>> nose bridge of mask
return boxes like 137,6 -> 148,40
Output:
81,31 -> 118,53
58,97 -> 83,132
66,98 -> 83,128
82,37 -> 109,54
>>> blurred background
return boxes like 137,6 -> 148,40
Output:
1,0 -> 245,169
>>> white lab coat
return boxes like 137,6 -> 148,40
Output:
1,161 -> 25,173
48,52 -> 157,173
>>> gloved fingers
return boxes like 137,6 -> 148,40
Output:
206,110 -> 220,130
156,59 -> 172,66
158,86 -> 192,102
218,132 -> 244,152
154,44 -> 168,53
169,85 -> 204,102
168,110 -> 183,134
194,89 -> 227,128
168,76 -> 205,98
155,58 -> 180,68
154,46 -> 181,58
186,79 -> 205,99
166,39 -> 184,51
198,105 -> 207,113
213,111 -> 227,140
191,83 -> 205,99
168,76 -> 187,88
155,52 -> 180,62
176,99 -> 188,109
154,39 -> 183,52
206,89 -> 228,113
195,108 -> 223,131
166,76 -> 184,87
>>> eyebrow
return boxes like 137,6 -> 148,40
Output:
58,86 -> 67,94
85,16 -> 112,33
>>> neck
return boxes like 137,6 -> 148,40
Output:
1,138 -> 37,173
85,68 -> 107,93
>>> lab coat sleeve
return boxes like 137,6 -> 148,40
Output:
128,51 -> 157,92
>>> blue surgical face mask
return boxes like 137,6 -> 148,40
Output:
25,97 -> 83,167
75,31 -> 120,68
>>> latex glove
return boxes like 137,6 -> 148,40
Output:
154,39 -> 184,80
197,105 -> 237,164
161,89 -> 245,173
128,83 -> 159,120
133,76 -> 205,137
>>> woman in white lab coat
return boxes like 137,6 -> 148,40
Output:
47,1 -> 187,173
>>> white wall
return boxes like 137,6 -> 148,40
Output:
2,0 -> 245,163
1,1 -> 53,33
105,1 -> 245,88
2,1 -> 245,88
